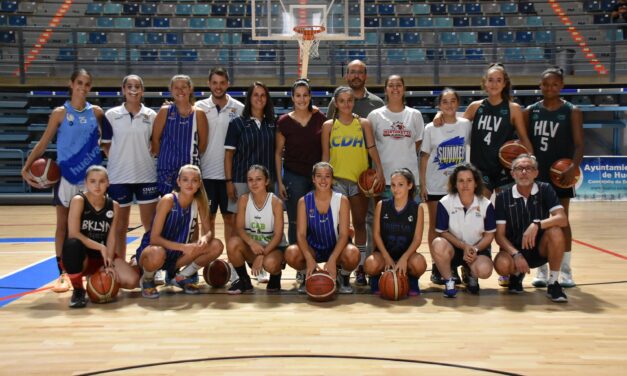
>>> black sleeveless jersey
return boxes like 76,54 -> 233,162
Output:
471,99 -> 515,175
78,192 -> 114,245
379,198 -> 419,260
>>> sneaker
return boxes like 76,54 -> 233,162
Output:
52,273 -> 71,293
154,269 -> 166,286
531,264 -> 548,288
498,275 -> 510,287
466,274 -> 480,294
266,273 -> 282,292
451,268 -> 462,285
227,278 -> 254,295
369,275 -> 380,295
559,266 -> 576,288
336,273 -> 353,294
546,281 -> 568,303
141,279 -> 159,299
229,264 -> 238,284
295,270 -> 305,284
507,274 -> 524,294
297,280 -> 307,294
430,264 -> 445,285
408,275 -> 420,296
443,278 -> 457,298
355,266 -> 367,286
257,268 -> 270,284
170,275 -> 201,295
461,265 -> 470,286
69,288 -> 87,308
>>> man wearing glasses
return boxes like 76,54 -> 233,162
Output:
493,154 -> 569,303
326,60 -> 384,119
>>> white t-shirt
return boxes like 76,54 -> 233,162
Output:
421,118 -> 471,195
367,106 -> 424,183
196,94 -> 244,179
102,104 -> 157,184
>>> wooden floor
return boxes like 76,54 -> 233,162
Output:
1,202 -> 626,375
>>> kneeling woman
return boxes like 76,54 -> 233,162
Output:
285,162 -> 359,294
63,166 -> 139,308
366,169 -> 427,295
136,164 -> 223,298
432,164 -> 496,298
227,165 -> 286,294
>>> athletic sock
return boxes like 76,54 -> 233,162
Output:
56,256 -> 64,275
235,265 -> 249,281
340,268 -> 352,277
548,271 -> 559,284
179,262 -> 201,278
357,244 -> 366,266
142,269 -> 155,282
67,272 -> 83,290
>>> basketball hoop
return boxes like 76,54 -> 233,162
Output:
294,25 -> 325,79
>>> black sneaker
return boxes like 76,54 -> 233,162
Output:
227,278 -> 254,295
461,265 -> 470,285
546,281 -> 568,303
466,275 -> 480,295
508,274 -> 524,294
430,264 -> 445,285
355,265 -> 367,286
266,273 -> 282,293
69,288 -> 87,308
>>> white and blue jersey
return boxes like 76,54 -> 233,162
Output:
156,105 -> 200,194
436,193 -> 496,246
305,191 -> 342,262
56,100 -> 102,184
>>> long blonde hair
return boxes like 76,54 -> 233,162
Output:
175,164 -> 209,216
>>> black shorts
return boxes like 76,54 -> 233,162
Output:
451,246 -> 492,268
549,181 -> 575,199
427,194 -> 446,202
203,179 -> 232,215
480,168 -> 512,192
519,247 -> 548,268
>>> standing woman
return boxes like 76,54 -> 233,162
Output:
152,75 -> 208,196
275,79 -> 326,245
284,162 -> 360,293
21,69 -> 104,293
101,74 -> 158,259
366,169 -> 427,295
136,165 -> 223,298
321,86 -> 385,274
226,165 -> 287,294
63,166 -> 139,308
525,67 -> 584,288
432,164 -> 496,298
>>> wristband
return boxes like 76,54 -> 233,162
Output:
512,252 -> 522,258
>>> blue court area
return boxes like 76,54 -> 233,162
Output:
0,236 -> 138,307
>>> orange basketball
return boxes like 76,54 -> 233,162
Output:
305,270 -> 336,302
203,259 -> 231,288
550,158 -> 581,188
378,269 -> 409,301
29,157 -> 61,187
86,270 -> 120,304
358,168 -> 384,197
499,140 -> 529,169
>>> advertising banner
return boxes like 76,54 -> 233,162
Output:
574,156 -> 627,200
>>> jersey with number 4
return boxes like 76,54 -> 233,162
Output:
470,99 -> 515,175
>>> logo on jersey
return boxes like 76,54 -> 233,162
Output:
330,135 -> 365,148
382,121 -> 411,139
66,113 -> 75,126
434,136 -> 466,170
106,210 -> 114,219
408,215 -> 414,222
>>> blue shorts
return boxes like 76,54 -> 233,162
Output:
313,246 -> 334,263
136,231 -> 184,276
108,183 -> 159,207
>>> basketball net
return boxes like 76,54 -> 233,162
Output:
294,25 -> 325,79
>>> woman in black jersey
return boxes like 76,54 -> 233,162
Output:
365,168 -> 426,295
63,166 -> 139,308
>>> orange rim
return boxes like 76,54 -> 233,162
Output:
293,25 -> 326,40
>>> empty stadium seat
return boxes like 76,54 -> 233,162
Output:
417,17 -> 434,27
229,4 -> 245,16
460,32 -> 477,44
226,18 -> 243,28
128,32 -> 145,45
403,32 -> 420,44
0,30 -> 15,43
406,48 -> 426,62
176,4 -> 192,16
88,32 -> 107,44
259,49 -> 276,62
399,17 -> 416,27
348,49 -> 366,61
472,17 -> 488,27
154,17 -> 170,28
445,48 -> 464,61
379,4 -> 394,15
524,47 -> 546,61
382,17 -> 397,28
434,17 -> 453,28
365,17 -> 379,27
593,14 -> 611,23
501,2 -> 518,14
8,15 -> 26,26
238,49 -> 257,62
365,4 -> 377,15
57,48 -> 75,61
1,0 -> 17,13
97,17 -> 114,28
413,4 -> 430,15
135,17 -> 152,28
396,4 -> 413,15
536,30 -> 553,43
465,3 -> 482,14
157,4 -> 174,15
489,17 -> 506,27
585,0 -> 602,11
519,2 -> 536,14
440,32 -> 459,45
431,3 -> 446,15
211,4 -> 227,16
146,32 -> 163,44
387,49 -> 405,62
99,48 -> 118,61
448,4 -> 465,14
497,31 -> 515,43
85,3 -> 103,15
465,48 -> 484,61
516,31 -> 534,43
527,16 -> 543,26
160,49 -> 176,61
123,3 -> 139,15
114,17 -> 133,28
478,31 -> 493,43
165,33 -> 179,45
454,17 -> 470,27
103,3 -> 122,15
503,47 -> 524,62
140,49 -> 158,61
384,32 -> 401,44
139,4 -> 156,15
193,4 -> 210,16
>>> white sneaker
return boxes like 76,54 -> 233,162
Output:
336,273 -> 353,294
257,268 -> 270,284
532,264 -> 548,288
560,252 -> 576,288
229,263 -> 238,283
154,269 -> 166,286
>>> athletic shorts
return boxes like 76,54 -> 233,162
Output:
479,168 -> 512,192
519,246 -> 548,269
53,177 -> 83,207
203,179 -> 232,215
226,182 -> 249,213
135,232 -> 184,276
451,246 -> 492,268
333,177 -> 360,197
427,194 -> 446,202
108,183 -> 159,207
549,182 -> 576,199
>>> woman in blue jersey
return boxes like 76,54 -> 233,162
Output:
285,162 -> 360,294
21,68 -> 104,294
152,75 -> 209,196
136,165 -> 224,298
226,165 -> 286,294
101,74 -> 158,259
366,169 -> 427,295
63,166 -> 139,308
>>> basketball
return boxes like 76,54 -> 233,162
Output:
305,270 -> 336,302
29,158 -> 61,187
86,270 -> 120,304
499,140 -> 529,169
203,259 -> 231,288
358,168 -> 384,197
378,269 -> 409,301
550,158 -> 581,188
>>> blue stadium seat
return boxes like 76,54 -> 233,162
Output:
226,18 -> 242,28
431,3 -> 447,15
399,17 -> 416,27
426,49 -> 443,60
527,16 -> 543,26
1,0 -> 17,12
593,14 -> 611,23
384,32 -> 401,44
501,2 -> 518,14
9,15 -> 26,25
607,28 -> 624,41
454,17 -> 470,27
379,4 -> 394,15
535,30 -> 553,43
128,32 -> 145,45
348,49 -> 366,61
472,17 -> 488,27
465,3 -> 482,14
365,17 -> 379,27
602,0 -> 618,12
364,32 -> 378,44
0,30 -> 15,43
365,4 -> 377,15
497,31 -> 515,43
445,48 -> 465,61
85,3 -> 103,15
489,17 -> 506,27
57,48 -> 75,61
211,4 -> 227,16
103,3 -> 122,15
460,32 -> 477,44
0,14 -> 6,25
259,49 -> 276,62
225,33 -> 241,45
180,50 -> 197,62
403,32 -> 420,44
519,2 -> 536,14
140,49 -> 158,62
75,32 -> 87,44
516,31 -> 533,43
238,49 -> 257,62
434,17 -> 453,28
242,32 -> 258,45
584,1 -> 602,12
413,4 -> 430,15
204,33 -> 221,45
193,4 -> 210,16
114,17 -> 133,29
207,18 -> 225,28
229,4 -> 245,16
154,17 -> 170,28
417,18 -> 433,27
134,17 -> 152,28
465,48 -> 484,61
448,4 -> 465,14
406,48 -> 426,62
524,47 -> 546,61
146,32 -> 163,44
504,47 -> 524,62
160,49 -> 176,62
440,32 -> 459,45
99,48 -> 118,61
176,4 -> 192,16
478,32 -> 493,43
123,3 -> 139,15
139,4 -> 156,15
97,17 -> 114,28
387,50 -> 405,62
332,49 -> 346,61
88,32 -> 107,44
165,33 -> 179,45
382,17 -> 397,28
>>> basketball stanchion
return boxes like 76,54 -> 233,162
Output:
293,25 -> 326,79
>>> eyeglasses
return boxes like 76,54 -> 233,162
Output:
347,70 -> 366,75
512,166 -> 537,173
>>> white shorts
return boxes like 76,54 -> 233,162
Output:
226,182 -> 249,213
53,177 -> 83,208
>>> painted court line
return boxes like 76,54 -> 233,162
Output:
573,239 -> 627,261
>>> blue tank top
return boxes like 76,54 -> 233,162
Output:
56,101 -> 102,184
305,191 -> 341,254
